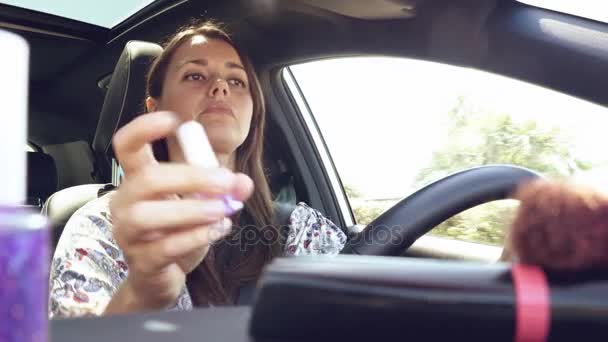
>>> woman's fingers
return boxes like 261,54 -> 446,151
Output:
116,198 -> 229,242
112,111 -> 181,177
126,219 -> 232,274
114,164 -> 238,204
231,172 -> 255,202
110,164 -> 255,251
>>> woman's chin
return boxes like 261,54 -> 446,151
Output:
207,132 -> 241,153
199,119 -> 246,152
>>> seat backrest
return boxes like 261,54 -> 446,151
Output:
43,184 -> 106,250
92,41 -> 163,183
43,40 -> 163,252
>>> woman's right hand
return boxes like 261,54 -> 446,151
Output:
103,111 -> 254,314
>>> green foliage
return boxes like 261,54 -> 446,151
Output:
352,204 -> 388,226
416,96 -> 590,245
344,184 -> 363,199
415,96 -> 590,186
344,183 -> 392,226
346,96 -> 591,246
428,200 -> 518,245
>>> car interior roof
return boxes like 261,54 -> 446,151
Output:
2,0 -> 607,148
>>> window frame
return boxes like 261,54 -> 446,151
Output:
272,67 -> 355,228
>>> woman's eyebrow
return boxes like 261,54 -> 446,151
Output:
177,59 -> 245,71
226,61 -> 245,71
177,58 -> 208,69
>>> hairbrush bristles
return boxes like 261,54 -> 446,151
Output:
509,180 -> 608,272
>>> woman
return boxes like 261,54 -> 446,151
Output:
49,21 -> 347,318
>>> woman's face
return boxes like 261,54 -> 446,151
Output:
149,35 -> 253,161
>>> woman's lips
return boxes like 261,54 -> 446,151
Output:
202,102 -> 234,117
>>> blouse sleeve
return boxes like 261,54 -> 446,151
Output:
283,202 -> 347,256
48,193 -> 128,318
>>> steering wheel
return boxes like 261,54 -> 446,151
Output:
340,164 -> 541,256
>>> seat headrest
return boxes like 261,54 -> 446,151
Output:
92,40 -> 163,182
27,151 -> 58,201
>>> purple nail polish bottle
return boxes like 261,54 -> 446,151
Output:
0,30 -> 50,342
0,210 -> 49,342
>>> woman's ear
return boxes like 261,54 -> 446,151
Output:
145,96 -> 158,112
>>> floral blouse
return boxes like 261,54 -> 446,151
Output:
48,192 -> 347,318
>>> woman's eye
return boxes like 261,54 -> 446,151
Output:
184,73 -> 206,81
228,78 -> 246,88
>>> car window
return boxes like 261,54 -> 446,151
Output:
1,0 -> 158,28
286,57 -> 608,246
518,0 -> 608,24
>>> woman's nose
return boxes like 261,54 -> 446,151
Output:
209,78 -> 229,98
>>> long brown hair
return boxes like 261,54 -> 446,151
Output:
146,20 -> 280,305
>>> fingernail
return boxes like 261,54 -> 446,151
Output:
222,196 -> 243,216
198,195 -> 242,216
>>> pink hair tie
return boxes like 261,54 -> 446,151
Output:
511,264 -> 550,342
